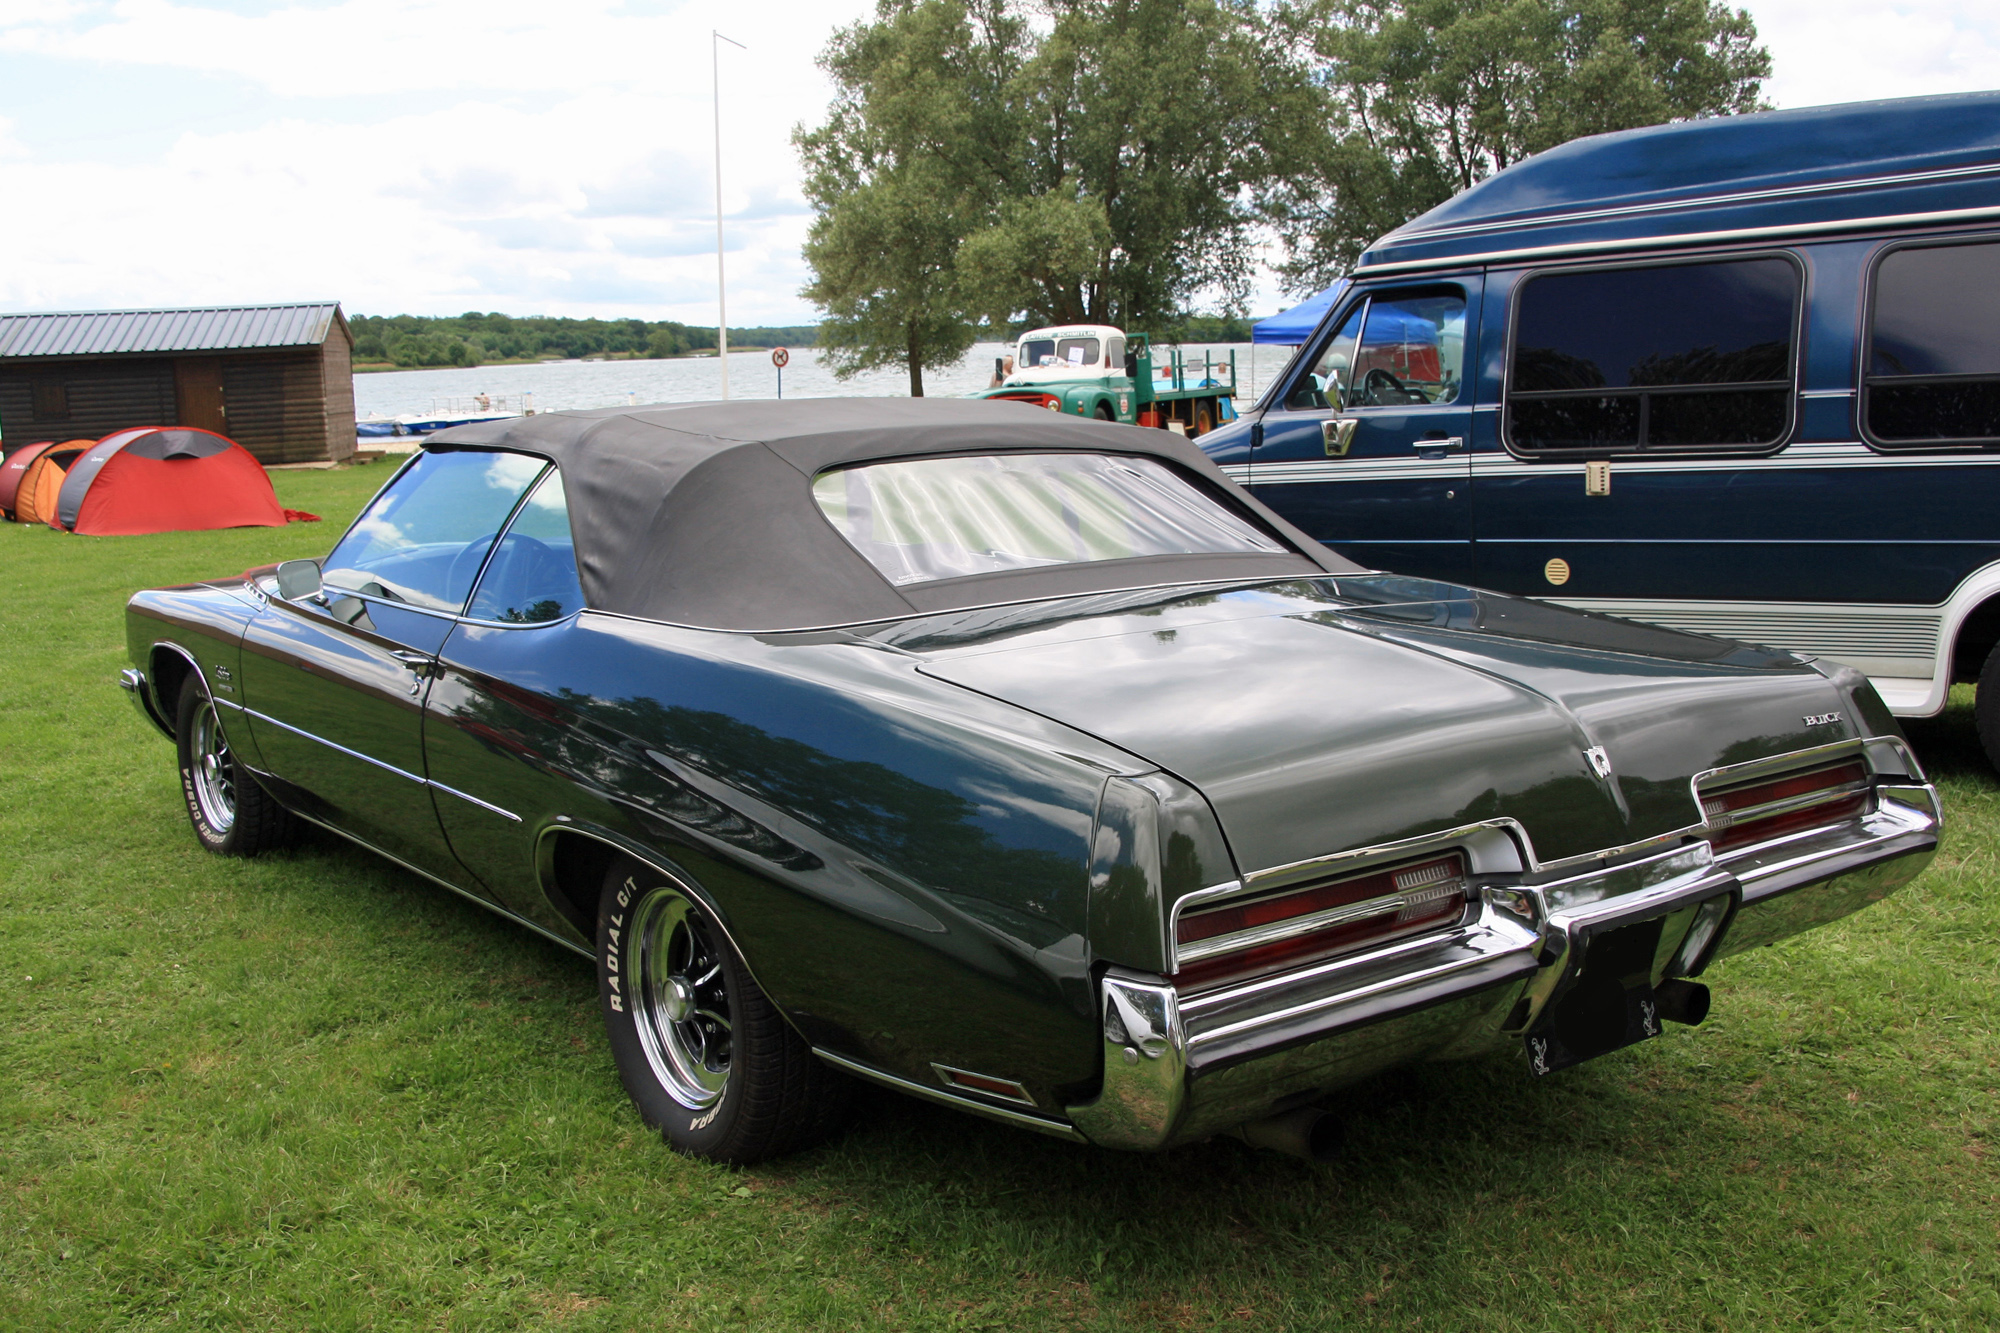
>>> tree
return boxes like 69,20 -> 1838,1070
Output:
1264,0 -> 1771,291
956,0 -> 1303,331
796,0 -> 1306,390
797,0 -> 1025,396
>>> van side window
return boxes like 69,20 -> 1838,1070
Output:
1866,239 -> 2000,447
1286,305 -> 1365,409
1507,257 -> 1799,455
1349,293 -> 1466,406
1285,292 -> 1466,411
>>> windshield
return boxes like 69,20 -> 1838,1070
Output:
811,453 -> 1284,586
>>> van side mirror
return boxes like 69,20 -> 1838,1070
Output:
276,558 -> 323,601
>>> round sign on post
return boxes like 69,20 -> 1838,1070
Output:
772,346 -> 789,400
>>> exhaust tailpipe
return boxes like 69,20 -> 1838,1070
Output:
1654,979 -> 1711,1026
1229,1107 -> 1344,1163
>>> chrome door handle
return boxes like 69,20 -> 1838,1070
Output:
390,650 -> 437,677
1416,435 -> 1464,451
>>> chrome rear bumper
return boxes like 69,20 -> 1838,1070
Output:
1065,780 -> 1939,1151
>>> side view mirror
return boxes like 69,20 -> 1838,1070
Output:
276,558 -> 323,601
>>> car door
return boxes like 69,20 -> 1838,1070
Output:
422,465 -> 592,928
1247,281 -> 1480,584
236,449 -> 547,884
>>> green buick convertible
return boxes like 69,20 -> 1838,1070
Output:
121,399 -> 1939,1163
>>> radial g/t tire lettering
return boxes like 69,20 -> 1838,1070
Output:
597,855 -> 852,1163
174,674 -> 302,856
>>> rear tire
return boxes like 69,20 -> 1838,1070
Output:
174,675 -> 301,856
1975,643 -> 2000,770
597,856 -> 851,1163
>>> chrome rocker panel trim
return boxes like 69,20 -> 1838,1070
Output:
1067,775 -> 1939,1152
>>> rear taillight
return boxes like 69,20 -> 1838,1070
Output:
1172,854 -> 1467,991
1701,760 -> 1869,852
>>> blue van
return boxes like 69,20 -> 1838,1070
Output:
1202,92 -> 2000,756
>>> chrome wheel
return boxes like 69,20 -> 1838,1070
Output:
630,886 -> 733,1110
189,700 -> 237,835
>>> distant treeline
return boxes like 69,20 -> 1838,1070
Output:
347,311 -> 1262,369
347,313 -> 821,368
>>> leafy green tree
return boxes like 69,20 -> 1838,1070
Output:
797,0 -> 1025,395
959,0 -> 1302,330
1265,0 -> 1771,290
797,0 -> 1302,390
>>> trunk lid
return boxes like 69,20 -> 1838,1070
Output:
886,577 -> 1856,875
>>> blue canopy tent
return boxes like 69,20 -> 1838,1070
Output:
1252,281 -> 1345,344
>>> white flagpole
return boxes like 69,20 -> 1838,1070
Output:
714,30 -> 745,400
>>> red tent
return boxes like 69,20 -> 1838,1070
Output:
1,441 -> 59,520
54,427 -> 290,536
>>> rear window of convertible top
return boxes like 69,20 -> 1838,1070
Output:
810,452 -> 1283,586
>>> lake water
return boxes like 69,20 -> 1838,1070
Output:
352,340 -> 1296,427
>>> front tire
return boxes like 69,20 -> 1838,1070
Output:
174,675 -> 301,856
597,856 -> 850,1163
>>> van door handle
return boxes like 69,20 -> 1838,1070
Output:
1416,435 -> 1463,451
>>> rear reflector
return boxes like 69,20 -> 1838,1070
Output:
1173,853 -> 1468,990
1701,760 -> 1868,852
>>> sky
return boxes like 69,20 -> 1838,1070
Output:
1,0 -> 1997,327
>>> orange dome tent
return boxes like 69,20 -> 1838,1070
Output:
53,428 -> 296,536
7,439 -> 94,526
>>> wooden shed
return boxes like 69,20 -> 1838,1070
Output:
0,302 -> 356,465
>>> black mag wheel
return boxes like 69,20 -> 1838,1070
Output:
597,856 -> 852,1163
173,675 -> 301,856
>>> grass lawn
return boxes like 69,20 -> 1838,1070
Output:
2,463 -> 1995,1330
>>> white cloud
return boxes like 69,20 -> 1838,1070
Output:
1743,0 -> 2000,108
0,0 -> 870,322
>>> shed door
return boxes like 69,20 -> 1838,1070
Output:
174,357 -> 228,434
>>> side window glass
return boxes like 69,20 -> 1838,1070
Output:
322,450 -> 546,613
465,468 -> 585,624
1507,256 -> 1798,454
1348,292 -> 1466,407
1867,239 -> 2000,447
1287,305 -> 1365,410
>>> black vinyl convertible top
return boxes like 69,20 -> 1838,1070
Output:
425,397 -> 1355,631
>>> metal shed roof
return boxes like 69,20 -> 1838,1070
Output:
0,302 -> 344,360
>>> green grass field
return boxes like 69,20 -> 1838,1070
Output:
3,464 -> 1995,1330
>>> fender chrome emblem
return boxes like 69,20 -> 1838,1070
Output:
1804,711 -> 1843,727
1584,746 -> 1613,781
